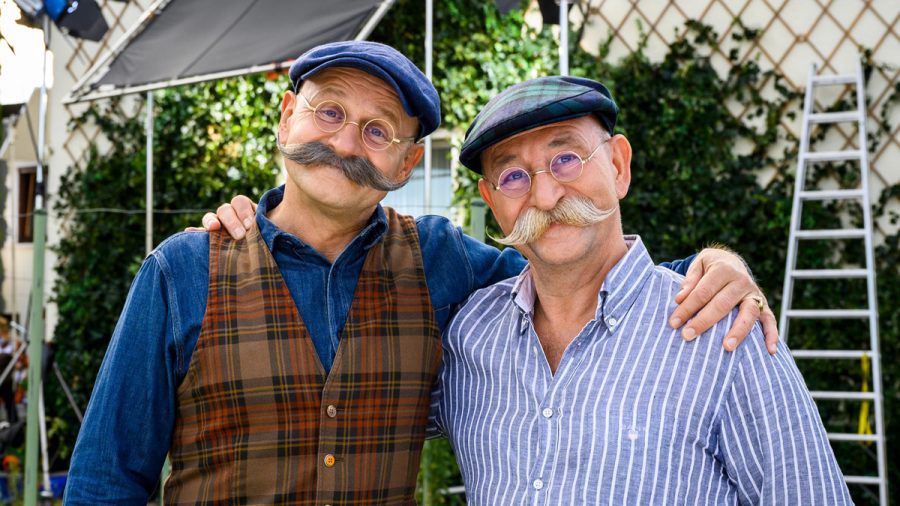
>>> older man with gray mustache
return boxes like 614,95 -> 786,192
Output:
121,40 -> 780,504
427,75 -> 851,505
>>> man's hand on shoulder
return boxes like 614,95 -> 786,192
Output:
184,195 -> 257,239
668,245 -> 778,355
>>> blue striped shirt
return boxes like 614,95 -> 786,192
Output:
430,236 -> 851,505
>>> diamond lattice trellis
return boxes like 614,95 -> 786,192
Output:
56,0 -> 151,173
578,0 -> 899,240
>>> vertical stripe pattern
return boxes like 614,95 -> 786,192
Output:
431,236 -> 851,505
167,208 -> 441,505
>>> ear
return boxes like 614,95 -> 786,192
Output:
609,134 -> 632,200
278,91 -> 297,144
398,143 -> 425,181
478,177 -> 498,214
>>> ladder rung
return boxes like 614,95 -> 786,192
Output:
844,475 -> 883,485
810,391 -> 875,400
791,269 -> 868,279
798,189 -> 863,201
791,350 -> 874,360
808,111 -> 858,124
811,74 -> 856,86
803,150 -> 861,163
787,309 -> 870,319
795,229 -> 865,239
828,432 -> 879,442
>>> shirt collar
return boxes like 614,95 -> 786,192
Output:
255,185 -> 389,254
509,235 -> 656,331
596,235 -> 656,329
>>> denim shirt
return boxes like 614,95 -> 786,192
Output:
64,185 -> 693,505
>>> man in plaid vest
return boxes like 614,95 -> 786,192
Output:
67,42 -> 775,505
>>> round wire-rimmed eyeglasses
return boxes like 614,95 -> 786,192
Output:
298,93 -> 416,151
489,137 -> 612,198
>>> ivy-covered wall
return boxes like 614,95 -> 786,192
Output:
41,1 -> 898,504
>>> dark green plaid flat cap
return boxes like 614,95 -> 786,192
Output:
459,76 -> 619,174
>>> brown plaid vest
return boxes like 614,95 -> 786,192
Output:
165,209 -> 441,505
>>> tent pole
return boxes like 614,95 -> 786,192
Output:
559,0 -> 569,75
146,92 -> 154,255
355,0 -> 397,41
24,14 -> 50,506
423,0 -> 433,213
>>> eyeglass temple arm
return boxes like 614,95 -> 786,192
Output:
585,136 -> 612,162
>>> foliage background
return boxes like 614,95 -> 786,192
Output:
39,0 -> 898,504
46,75 -> 285,469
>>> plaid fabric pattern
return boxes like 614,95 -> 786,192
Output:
165,208 -> 441,505
459,76 -> 619,174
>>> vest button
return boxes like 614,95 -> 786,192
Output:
324,454 -> 336,467
326,405 -> 338,418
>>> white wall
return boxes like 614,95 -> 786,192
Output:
1,92 -> 40,327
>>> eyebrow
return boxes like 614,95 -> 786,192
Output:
491,153 -> 519,169
547,134 -> 578,149
314,87 -> 402,127
488,133 -> 581,171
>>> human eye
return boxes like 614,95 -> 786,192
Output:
316,103 -> 344,123
366,124 -> 389,140
500,168 -> 528,186
557,153 -> 577,164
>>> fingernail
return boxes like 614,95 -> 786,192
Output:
234,229 -> 245,240
669,317 -> 682,328
726,338 -> 737,350
682,327 -> 696,341
244,218 -> 253,229
676,288 -> 685,298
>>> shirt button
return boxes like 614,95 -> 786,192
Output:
608,317 -> 618,326
533,478 -> 544,490
324,454 -> 336,467
542,408 -> 553,419
326,405 -> 338,418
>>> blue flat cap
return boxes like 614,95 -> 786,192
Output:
290,41 -> 440,140
460,76 -> 619,174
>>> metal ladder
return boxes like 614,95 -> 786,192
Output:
779,58 -> 887,504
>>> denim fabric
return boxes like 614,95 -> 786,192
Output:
64,185 -> 693,504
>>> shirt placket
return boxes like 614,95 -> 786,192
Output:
324,262 -> 341,356
521,315 -> 563,505
524,311 -> 604,506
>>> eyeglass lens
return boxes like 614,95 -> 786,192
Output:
496,151 -> 585,197
311,100 -> 396,150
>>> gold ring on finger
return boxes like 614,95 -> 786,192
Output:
749,295 -> 765,313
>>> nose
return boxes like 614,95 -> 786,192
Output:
326,121 -> 366,159
529,170 -> 565,211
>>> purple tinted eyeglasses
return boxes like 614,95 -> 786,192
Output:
489,138 -> 611,198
